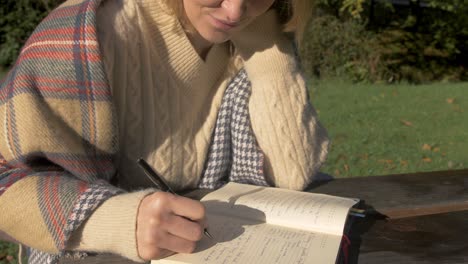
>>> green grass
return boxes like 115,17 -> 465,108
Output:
0,242 -> 22,264
310,79 -> 468,178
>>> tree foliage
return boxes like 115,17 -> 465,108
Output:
305,0 -> 468,82
0,0 -> 63,67
339,0 -> 367,19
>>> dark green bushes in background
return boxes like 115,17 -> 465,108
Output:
301,15 -> 388,82
301,0 -> 468,83
0,0 -> 63,67
0,0 -> 467,83
376,0 -> 468,83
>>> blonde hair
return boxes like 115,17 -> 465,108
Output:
161,0 -> 312,44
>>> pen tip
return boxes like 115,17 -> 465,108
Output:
204,229 -> 213,239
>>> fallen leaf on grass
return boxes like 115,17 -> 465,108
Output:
344,164 -> 350,172
378,159 -> 394,165
422,143 -> 432,151
422,157 -> 432,163
400,160 -> 409,166
400,120 -> 413,127
446,98 -> 455,104
422,144 -> 441,152
378,159 -> 396,170
448,161 -> 454,168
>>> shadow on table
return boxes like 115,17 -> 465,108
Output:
346,209 -> 468,264
345,204 -> 389,264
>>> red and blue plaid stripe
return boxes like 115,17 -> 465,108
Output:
0,0 -> 121,262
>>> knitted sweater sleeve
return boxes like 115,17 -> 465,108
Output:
65,190 -> 155,262
231,11 -> 330,190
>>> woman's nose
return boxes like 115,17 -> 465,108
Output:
221,0 -> 247,23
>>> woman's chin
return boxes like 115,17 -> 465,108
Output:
199,30 -> 231,45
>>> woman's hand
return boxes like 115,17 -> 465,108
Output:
136,192 -> 206,260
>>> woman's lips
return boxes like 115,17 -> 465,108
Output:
210,15 -> 239,31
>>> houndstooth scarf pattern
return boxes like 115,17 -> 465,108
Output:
199,69 -> 269,189
28,68 -> 268,263
28,182 -> 122,263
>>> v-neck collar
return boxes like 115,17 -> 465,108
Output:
138,0 -> 230,92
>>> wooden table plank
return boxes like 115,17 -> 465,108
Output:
308,169 -> 468,219
353,210 -> 468,264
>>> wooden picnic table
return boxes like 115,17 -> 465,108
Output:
308,169 -> 468,264
21,169 -> 468,263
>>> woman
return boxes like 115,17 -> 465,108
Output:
0,0 -> 329,263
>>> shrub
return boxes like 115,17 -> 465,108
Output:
305,0 -> 468,83
377,28 -> 466,83
0,0 -> 63,67
301,15 -> 388,82
373,0 -> 468,83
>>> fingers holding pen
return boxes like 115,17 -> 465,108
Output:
165,194 -> 207,241
136,192 -> 207,261
169,194 -> 206,222
141,227 -> 198,255
164,214 -> 204,241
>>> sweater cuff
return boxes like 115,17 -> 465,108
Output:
66,189 -> 156,262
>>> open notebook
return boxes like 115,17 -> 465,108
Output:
152,182 -> 359,264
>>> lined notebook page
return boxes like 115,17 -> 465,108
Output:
203,182 -> 358,235
154,214 -> 342,264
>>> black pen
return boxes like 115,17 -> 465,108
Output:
136,158 -> 213,239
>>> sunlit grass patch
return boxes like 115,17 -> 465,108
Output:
310,80 -> 468,177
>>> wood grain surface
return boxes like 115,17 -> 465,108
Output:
308,169 -> 468,219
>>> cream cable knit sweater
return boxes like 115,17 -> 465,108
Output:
66,0 -> 329,261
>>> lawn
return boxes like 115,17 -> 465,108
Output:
0,243 -> 21,264
310,79 -> 468,178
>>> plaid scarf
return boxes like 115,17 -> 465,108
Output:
0,0 -> 123,262
0,0 -> 267,262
